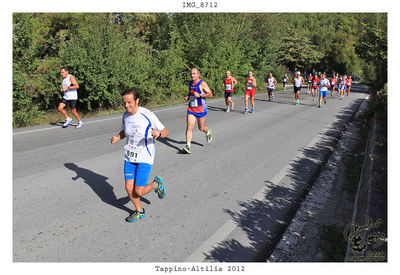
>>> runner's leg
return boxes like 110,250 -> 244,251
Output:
186,114 -> 196,145
71,109 -> 81,122
58,102 -> 68,119
125,179 -> 143,211
244,94 -> 249,109
197,116 -> 208,134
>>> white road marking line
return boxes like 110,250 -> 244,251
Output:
12,98 -> 227,136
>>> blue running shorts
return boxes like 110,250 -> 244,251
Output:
124,161 -> 152,186
187,110 -> 207,118
319,90 -> 327,97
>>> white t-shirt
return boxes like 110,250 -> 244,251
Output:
267,77 -> 275,89
319,79 -> 330,91
294,77 -> 302,87
122,107 -> 165,165
62,75 -> 78,100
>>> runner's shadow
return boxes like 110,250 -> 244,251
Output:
158,137 -> 203,154
208,105 -> 243,114
207,105 -> 228,112
50,121 -> 78,128
253,98 -> 318,107
50,121 -> 64,126
64,163 -> 150,214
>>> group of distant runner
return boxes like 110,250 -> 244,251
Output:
57,66 -> 356,223
306,72 -> 354,106
221,70 -> 355,112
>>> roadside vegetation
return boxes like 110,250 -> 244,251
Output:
13,13 -> 387,127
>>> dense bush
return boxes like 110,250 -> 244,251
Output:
13,13 -> 387,127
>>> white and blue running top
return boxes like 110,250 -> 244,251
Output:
122,107 -> 165,165
319,78 -> 330,91
267,77 -> 276,89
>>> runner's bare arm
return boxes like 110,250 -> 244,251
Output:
232,77 -> 238,87
200,81 -> 213,98
69,75 -> 79,90
152,127 -> 170,139
253,78 -> 257,88
111,130 -> 125,144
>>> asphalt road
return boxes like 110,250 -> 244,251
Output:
13,84 -> 368,262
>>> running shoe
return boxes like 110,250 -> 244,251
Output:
76,121 -> 84,128
250,108 -> 255,113
125,209 -> 146,223
244,108 -> 248,114
324,100 -> 327,104
296,99 -> 300,105
268,98 -> 271,102
318,105 -> 322,108
226,107 -> 230,113
154,176 -> 166,199
182,145 -> 191,154
63,117 -> 73,127
206,129 -> 213,143
231,102 -> 234,110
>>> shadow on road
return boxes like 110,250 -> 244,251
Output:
205,182 -> 298,262
64,163 -> 150,214
207,105 -> 227,112
50,121 -> 78,128
207,105 -> 243,114
158,137 -> 203,153
202,87 -> 366,262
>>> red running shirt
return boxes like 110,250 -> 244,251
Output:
224,77 -> 234,92
246,77 -> 255,91
312,78 -> 320,89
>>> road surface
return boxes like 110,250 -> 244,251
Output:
13,84 -> 368,262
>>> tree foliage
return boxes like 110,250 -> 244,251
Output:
13,13 -> 387,127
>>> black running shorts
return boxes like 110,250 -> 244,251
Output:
61,98 -> 77,109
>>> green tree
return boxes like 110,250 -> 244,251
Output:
355,18 -> 387,87
277,27 -> 320,72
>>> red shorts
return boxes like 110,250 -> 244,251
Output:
245,89 -> 255,98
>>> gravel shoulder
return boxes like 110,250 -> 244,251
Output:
268,93 -> 387,262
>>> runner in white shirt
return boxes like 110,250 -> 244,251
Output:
292,72 -> 304,105
338,76 -> 345,100
58,67 -> 83,128
318,73 -> 330,108
266,72 -> 277,101
111,88 -> 170,223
